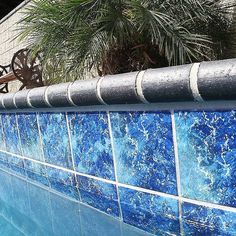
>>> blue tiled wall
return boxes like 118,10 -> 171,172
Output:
1,110 -> 236,235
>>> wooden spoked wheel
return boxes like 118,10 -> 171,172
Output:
11,48 -> 44,90
0,65 -> 9,93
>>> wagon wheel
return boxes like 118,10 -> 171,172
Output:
11,48 -> 44,90
0,65 -> 9,93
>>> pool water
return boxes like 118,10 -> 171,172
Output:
0,169 -> 152,236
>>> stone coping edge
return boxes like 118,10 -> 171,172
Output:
1,58 -> 236,110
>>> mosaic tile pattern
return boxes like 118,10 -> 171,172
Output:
1,114 -> 21,155
17,113 -> 43,161
38,112 -> 72,168
175,111 -> 236,207
182,202 -> 236,235
119,187 -> 180,235
68,112 -> 115,180
78,175 -> 120,217
110,111 -> 177,195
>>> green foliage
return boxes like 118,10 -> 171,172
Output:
18,0 -> 235,83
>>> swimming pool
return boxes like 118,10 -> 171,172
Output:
0,169 -> 152,236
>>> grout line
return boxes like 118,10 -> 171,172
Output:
2,149 -> 236,215
0,113 -> 6,150
171,110 -> 184,235
0,166 -> 122,221
36,112 -> 47,163
107,111 -> 123,220
0,166 -> 77,203
35,112 -> 51,187
181,197 -> 236,213
65,112 -> 82,201
65,112 -> 76,172
15,113 -> 23,157
118,183 -> 178,200
0,148 -> 178,199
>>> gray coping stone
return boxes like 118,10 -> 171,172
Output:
142,64 -> 194,102
100,71 -> 141,104
27,86 -> 50,108
2,93 -> 16,109
14,90 -> 30,109
0,58 -> 235,110
69,78 -> 102,106
46,82 -> 73,107
198,59 -> 236,100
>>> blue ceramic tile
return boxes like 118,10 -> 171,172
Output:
17,113 -> 43,161
78,175 -> 120,217
0,115 -> 6,151
38,112 -> 72,168
68,112 -> 115,180
119,187 -> 180,235
175,111 -> 236,207
47,166 -> 79,200
1,113 -> 21,155
50,192 -> 81,236
183,222 -> 221,235
8,155 -> 25,177
0,152 -> 9,169
110,111 -> 177,195
182,202 -> 236,235
24,160 -> 49,186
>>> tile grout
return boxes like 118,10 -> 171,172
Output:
1,148 -> 236,215
107,111 -> 124,220
65,112 -> 82,201
171,110 -> 184,235
0,166 -> 125,222
65,111 -> 83,235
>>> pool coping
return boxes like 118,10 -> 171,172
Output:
1,58 -> 236,110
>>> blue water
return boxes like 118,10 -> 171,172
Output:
0,170 -> 152,236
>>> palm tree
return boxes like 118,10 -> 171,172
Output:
18,0 -> 235,83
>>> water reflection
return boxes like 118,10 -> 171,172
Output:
0,170 -> 152,236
